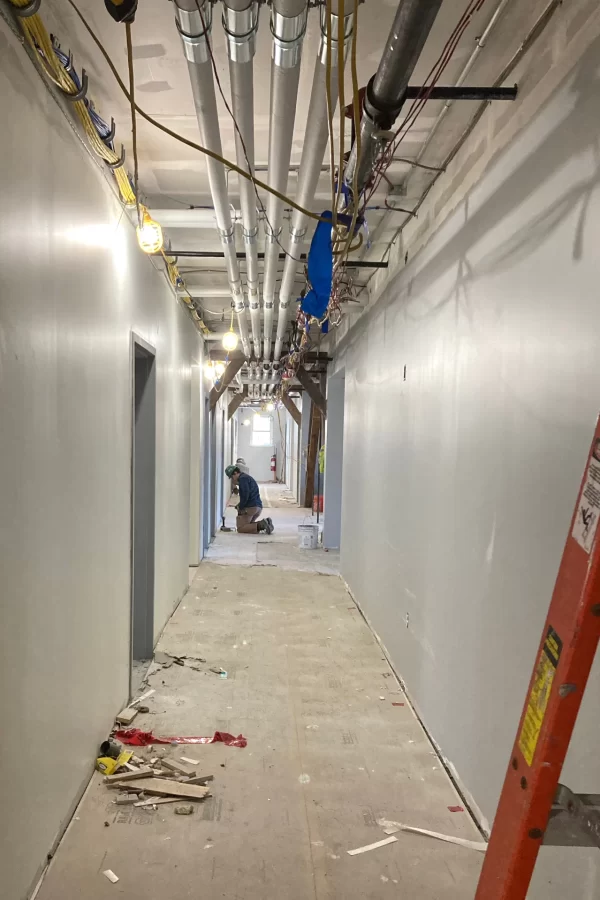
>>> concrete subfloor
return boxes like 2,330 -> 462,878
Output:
37,522 -> 483,899
207,484 -> 341,575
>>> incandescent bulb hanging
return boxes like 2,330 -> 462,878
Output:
136,208 -> 163,254
222,330 -> 238,352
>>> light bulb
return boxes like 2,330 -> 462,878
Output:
242,418 -> 251,427
222,330 -> 238,352
203,361 -> 214,379
136,209 -> 163,254
266,402 -> 275,412
214,361 -> 226,378
254,412 -> 262,421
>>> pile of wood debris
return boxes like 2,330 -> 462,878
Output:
102,749 -> 213,812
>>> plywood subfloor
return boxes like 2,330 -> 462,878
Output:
36,562 -> 483,899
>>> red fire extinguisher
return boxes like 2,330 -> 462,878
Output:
271,452 -> 277,480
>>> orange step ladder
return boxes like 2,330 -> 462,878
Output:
475,419 -> 600,898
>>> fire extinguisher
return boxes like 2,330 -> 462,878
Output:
271,452 -> 277,480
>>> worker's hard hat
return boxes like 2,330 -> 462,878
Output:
225,464 -> 240,478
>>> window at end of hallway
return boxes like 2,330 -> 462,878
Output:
251,415 -> 272,447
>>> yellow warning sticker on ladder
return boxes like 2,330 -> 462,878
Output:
518,626 -> 562,767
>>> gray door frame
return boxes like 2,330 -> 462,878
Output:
130,333 -> 156,691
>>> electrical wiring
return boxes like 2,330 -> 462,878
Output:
334,0 -> 361,263
362,0 -> 488,206
391,157 -> 445,173
325,0 -> 338,237
335,0 -> 346,220
9,0 -> 206,334
125,20 -> 140,224
8,0 -> 135,205
64,0 -> 328,225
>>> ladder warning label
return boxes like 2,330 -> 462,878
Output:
572,445 -> 600,553
518,626 -> 562,767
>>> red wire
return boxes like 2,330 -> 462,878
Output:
360,0 -> 488,207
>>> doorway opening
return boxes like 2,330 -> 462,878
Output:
203,398 -> 212,552
131,336 -> 156,695
323,371 -> 345,550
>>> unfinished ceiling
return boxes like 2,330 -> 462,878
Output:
44,0 -> 536,347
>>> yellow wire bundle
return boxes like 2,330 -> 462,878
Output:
9,0 -> 135,205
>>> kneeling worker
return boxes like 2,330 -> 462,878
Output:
225,464 -> 274,534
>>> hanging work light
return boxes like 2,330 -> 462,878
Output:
136,207 -> 163,254
214,361 -> 226,378
222,308 -> 239,352
222,329 -> 238,352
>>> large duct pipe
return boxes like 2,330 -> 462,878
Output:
273,3 -> 353,361
173,0 -> 251,357
223,0 -> 261,357
345,0 -> 444,195
262,0 -> 309,362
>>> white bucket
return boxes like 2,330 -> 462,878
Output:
298,524 -> 319,550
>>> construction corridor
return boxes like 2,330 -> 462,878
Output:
35,498 -> 483,899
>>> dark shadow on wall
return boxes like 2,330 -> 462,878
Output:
337,35 -> 600,830
339,36 -> 600,356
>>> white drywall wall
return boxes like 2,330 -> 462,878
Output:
335,29 -> 600,897
235,412 -> 284,483
0,19 -> 201,899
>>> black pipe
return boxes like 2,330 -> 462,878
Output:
161,251 -> 388,268
405,84 -> 517,101
366,0 -> 445,128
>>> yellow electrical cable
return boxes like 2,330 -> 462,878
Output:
324,0 -> 339,236
335,0 -> 345,221
337,0 -> 361,264
8,0 -> 135,205
125,20 -> 141,223
63,0 -> 328,224
9,0 -> 210,333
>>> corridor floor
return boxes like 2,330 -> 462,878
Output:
36,559 -> 483,898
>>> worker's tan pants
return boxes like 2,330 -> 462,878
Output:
236,507 -> 262,534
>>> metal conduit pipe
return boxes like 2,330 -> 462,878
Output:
273,2 -> 354,361
414,0 -> 512,166
366,0 -> 512,252
345,0 -> 444,195
262,0 -> 309,362
173,0 -> 251,358
223,0 -> 261,357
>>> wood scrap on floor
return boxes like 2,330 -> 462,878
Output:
115,793 -> 140,805
112,778 -> 210,800
115,707 -> 138,725
134,797 -> 179,808
347,836 -> 398,856
382,823 -> 487,852
130,688 -> 155,707
104,766 -> 153,784
102,870 -> 119,884
162,758 -> 197,777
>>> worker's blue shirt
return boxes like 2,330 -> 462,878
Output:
238,472 -> 262,510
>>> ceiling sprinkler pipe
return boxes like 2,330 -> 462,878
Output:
345,0 -> 444,195
224,0 -> 261,357
273,3 -> 354,362
173,0 -> 251,357
262,0 -> 309,361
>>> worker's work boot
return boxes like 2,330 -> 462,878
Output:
265,517 -> 274,534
